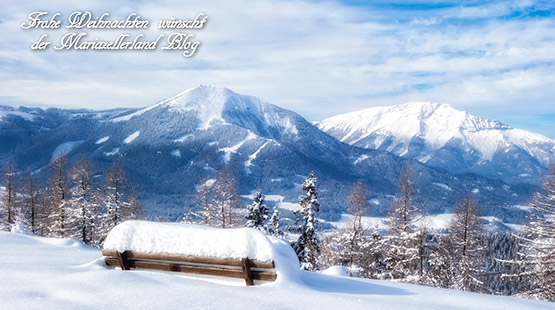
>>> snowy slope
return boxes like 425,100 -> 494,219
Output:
318,102 -> 555,183
1,231 -> 551,310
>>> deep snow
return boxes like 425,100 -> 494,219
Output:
1,231 -> 552,310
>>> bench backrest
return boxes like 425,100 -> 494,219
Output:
102,249 -> 276,286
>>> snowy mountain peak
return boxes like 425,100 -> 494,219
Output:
162,85 -> 237,110
336,102 -> 511,137
161,86 -> 244,128
318,102 -> 554,182
113,86 -> 251,128
111,86 -> 300,139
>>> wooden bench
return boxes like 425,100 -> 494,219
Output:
102,249 -> 277,286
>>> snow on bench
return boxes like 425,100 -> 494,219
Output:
102,221 -> 277,285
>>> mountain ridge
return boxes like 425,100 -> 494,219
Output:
0,87 -> 537,225
318,101 -> 554,184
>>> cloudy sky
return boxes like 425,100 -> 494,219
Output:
1,0 -> 554,138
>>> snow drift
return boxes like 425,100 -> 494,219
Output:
1,231 -> 553,310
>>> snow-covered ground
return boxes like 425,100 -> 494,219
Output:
123,130 -> 140,144
1,230 -> 551,310
50,140 -> 84,162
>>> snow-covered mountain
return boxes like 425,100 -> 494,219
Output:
317,102 -> 554,184
0,89 -> 534,223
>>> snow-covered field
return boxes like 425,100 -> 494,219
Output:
1,230 -> 552,310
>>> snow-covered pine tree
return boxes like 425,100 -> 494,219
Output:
245,189 -> 270,232
68,159 -> 97,245
384,165 -> 422,281
447,193 -> 485,292
518,168 -> 554,301
1,164 -> 17,231
46,155 -> 70,238
268,207 -> 284,237
293,171 -> 321,271
212,166 -> 241,228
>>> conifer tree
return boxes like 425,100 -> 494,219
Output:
245,189 -> 269,232
293,171 -> 321,271
268,207 -> 284,237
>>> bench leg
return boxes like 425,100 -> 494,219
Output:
241,257 -> 254,286
116,251 -> 131,270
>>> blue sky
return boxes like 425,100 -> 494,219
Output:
1,0 -> 554,138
